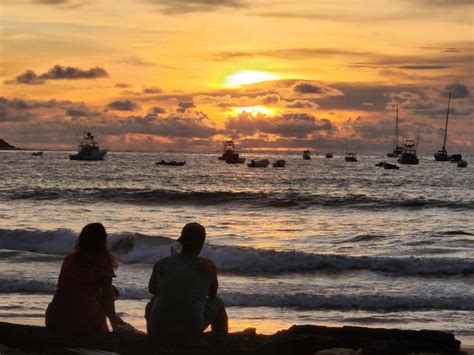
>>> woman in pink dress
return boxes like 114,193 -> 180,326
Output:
46,223 -> 119,333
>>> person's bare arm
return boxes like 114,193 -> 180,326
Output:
203,259 -> 218,298
148,261 -> 161,295
100,277 -> 119,333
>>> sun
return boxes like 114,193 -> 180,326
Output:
225,70 -> 280,86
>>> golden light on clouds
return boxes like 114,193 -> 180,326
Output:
225,70 -> 280,87
233,105 -> 275,116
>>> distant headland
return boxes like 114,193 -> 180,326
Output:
0,139 -> 18,150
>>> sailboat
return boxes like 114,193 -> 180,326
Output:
387,105 -> 403,157
434,93 -> 451,161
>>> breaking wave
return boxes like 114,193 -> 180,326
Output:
0,277 -> 472,311
0,228 -> 472,276
4,187 -> 473,210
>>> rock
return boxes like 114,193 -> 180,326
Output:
0,322 -> 462,355
0,138 -> 18,150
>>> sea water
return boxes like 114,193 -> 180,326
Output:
0,151 -> 473,345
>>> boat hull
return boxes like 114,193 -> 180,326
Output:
398,154 -> 419,165
434,153 -> 449,161
225,157 -> 246,164
345,157 -> 357,162
69,151 -> 107,161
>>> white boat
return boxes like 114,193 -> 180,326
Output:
69,132 -> 107,161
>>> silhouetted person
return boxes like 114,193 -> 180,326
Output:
147,222 -> 228,337
45,223 -> 120,333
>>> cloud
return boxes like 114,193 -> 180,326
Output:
285,100 -> 318,109
115,82 -> 132,88
293,82 -> 342,98
107,100 -> 140,111
177,101 -> 195,113
442,82 -> 471,98
66,107 -> 89,117
226,112 -> 333,138
4,70 -> 45,85
150,106 -> 166,114
4,65 -> 109,85
147,0 -> 247,15
398,65 -> 450,70
143,86 -> 162,94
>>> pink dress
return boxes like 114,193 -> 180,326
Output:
45,252 -> 116,333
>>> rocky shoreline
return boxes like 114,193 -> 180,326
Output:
0,139 -> 18,150
0,322 -> 464,354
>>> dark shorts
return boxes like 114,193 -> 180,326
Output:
145,296 -> 225,334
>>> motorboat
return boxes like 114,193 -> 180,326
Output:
457,160 -> 468,168
303,150 -> 311,160
156,160 -> 186,166
383,162 -> 399,170
450,154 -> 462,162
219,141 -> 237,160
273,159 -> 286,168
32,151 -> 43,156
387,105 -> 403,157
325,153 -> 333,158
434,93 -> 451,161
219,140 -> 246,164
69,132 -> 107,161
398,139 -> 419,165
225,156 -> 246,164
344,153 -> 357,162
248,159 -> 270,168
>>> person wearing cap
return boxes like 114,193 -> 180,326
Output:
146,222 -> 228,337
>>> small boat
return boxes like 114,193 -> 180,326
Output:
387,105 -> 403,157
457,160 -> 468,168
70,132 -> 107,161
450,154 -> 462,162
383,162 -> 399,170
303,150 -> 311,160
219,141 -> 237,160
225,156 -> 246,164
219,140 -> 246,164
273,159 -> 286,168
375,161 -> 385,167
398,139 -> 419,165
32,151 -> 43,156
156,160 -> 186,166
248,159 -> 270,168
434,93 -> 451,161
344,153 -> 357,162
325,153 -> 333,158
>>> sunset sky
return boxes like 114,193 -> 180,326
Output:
1,0 -> 473,152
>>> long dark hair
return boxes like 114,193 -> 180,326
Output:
74,223 -> 117,268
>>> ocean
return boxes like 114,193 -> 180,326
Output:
0,150 -> 473,345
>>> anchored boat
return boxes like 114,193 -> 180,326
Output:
434,93 -> 451,161
387,105 -> 403,158
69,132 -> 107,161
398,139 -> 419,165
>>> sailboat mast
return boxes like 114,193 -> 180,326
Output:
395,105 -> 399,148
442,92 -> 451,151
